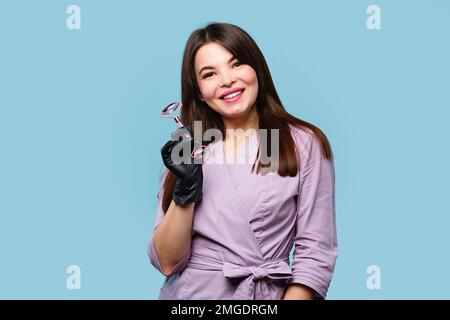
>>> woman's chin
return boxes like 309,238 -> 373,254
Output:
219,103 -> 251,118
221,109 -> 248,120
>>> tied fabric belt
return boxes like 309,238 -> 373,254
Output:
187,253 -> 292,300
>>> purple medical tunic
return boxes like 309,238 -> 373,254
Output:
147,125 -> 338,300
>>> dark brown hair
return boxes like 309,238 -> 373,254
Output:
161,22 -> 333,213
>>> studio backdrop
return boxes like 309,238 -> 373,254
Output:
0,0 -> 449,299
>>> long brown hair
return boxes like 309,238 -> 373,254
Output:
161,22 -> 333,213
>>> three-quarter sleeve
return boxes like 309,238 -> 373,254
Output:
289,130 -> 338,299
147,169 -> 192,276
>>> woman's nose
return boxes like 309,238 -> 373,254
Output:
220,70 -> 236,87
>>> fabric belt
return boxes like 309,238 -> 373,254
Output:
187,252 -> 292,299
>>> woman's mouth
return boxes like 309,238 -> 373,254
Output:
220,89 -> 244,103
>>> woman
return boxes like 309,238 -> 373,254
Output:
147,22 -> 338,300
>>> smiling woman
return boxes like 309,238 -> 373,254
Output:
195,42 -> 259,123
148,22 -> 338,300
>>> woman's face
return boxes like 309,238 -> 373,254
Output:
194,42 -> 259,121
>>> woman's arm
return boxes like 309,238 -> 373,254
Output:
288,129 -> 338,299
152,200 -> 195,275
151,125 -> 203,276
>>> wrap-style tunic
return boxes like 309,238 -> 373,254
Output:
147,125 -> 338,299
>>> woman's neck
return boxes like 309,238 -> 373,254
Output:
221,107 -> 259,163
222,107 -> 259,138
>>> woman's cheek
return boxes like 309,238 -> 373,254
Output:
201,83 -> 217,100
243,68 -> 257,83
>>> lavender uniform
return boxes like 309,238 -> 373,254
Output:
147,125 -> 338,299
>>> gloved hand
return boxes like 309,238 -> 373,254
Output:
160,125 -> 203,206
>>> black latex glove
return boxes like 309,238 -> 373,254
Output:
160,125 -> 203,206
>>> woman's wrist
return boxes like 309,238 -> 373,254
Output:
282,284 -> 315,300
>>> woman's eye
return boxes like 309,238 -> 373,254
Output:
203,72 -> 214,79
233,62 -> 242,67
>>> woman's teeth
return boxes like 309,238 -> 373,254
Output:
223,90 -> 242,99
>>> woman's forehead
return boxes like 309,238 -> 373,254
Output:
195,43 -> 234,68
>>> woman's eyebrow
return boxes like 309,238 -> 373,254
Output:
198,56 -> 236,75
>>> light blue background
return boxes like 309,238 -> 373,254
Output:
1,0 -> 449,299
